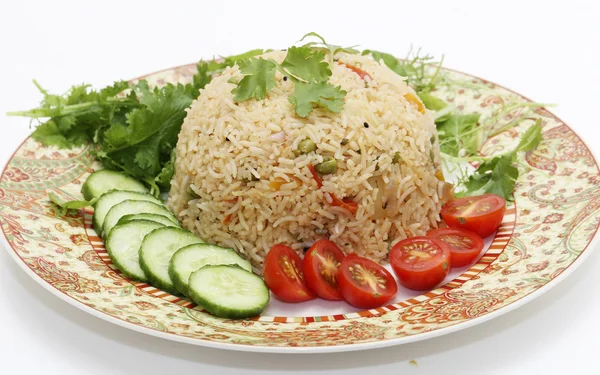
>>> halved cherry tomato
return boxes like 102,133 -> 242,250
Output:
337,255 -> 397,309
427,228 -> 484,268
389,237 -> 451,291
441,194 -> 506,238
263,244 -> 316,303
303,239 -> 346,300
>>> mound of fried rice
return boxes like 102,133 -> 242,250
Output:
168,50 -> 445,270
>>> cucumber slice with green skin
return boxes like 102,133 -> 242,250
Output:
93,190 -> 162,236
139,227 -> 203,295
82,170 -> 147,201
102,200 -> 178,238
169,243 -> 252,296
105,220 -> 164,282
188,265 -> 269,319
118,213 -> 180,228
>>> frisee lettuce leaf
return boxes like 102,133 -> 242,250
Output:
437,113 -> 481,157
457,120 -> 543,201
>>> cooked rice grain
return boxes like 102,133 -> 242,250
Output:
168,51 -> 443,270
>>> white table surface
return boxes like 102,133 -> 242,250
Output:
1,1 -> 599,373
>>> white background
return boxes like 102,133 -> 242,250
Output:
1,0 -> 599,373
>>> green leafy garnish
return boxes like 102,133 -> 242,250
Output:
299,32 -> 359,65
289,82 -> 346,118
437,113 -> 481,157
462,155 -> 519,200
232,35 -> 349,117
515,121 -> 543,152
281,47 -> 331,83
364,49 -> 445,94
418,92 -> 455,124
48,192 -> 95,215
11,34 -> 546,206
418,92 -> 447,112
11,80 -> 138,149
232,58 -> 278,102
457,120 -> 543,201
204,49 -> 265,74
9,59 -> 218,196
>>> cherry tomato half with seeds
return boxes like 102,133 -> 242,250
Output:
441,194 -> 506,238
389,236 -> 451,291
263,244 -> 316,303
337,255 -> 397,309
303,239 -> 346,300
427,227 -> 484,268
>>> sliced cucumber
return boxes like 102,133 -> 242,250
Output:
105,220 -> 164,282
102,200 -> 178,238
188,265 -> 269,319
93,190 -> 162,236
82,170 -> 147,201
139,227 -> 203,295
169,243 -> 251,295
118,213 -> 180,228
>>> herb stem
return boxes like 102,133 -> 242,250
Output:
7,97 -> 136,118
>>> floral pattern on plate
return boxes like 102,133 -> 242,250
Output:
1,64 -> 598,352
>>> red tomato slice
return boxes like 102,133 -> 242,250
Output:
337,255 -> 397,309
329,193 -> 358,215
427,228 -> 484,268
339,62 -> 372,80
441,194 -> 506,238
389,237 -> 451,291
307,164 -> 323,188
263,244 -> 316,303
303,239 -> 345,300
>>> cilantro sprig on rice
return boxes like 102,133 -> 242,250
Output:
232,34 -> 350,118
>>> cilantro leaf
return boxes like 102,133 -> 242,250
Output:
461,155 -> 518,201
49,192 -> 95,216
437,113 -> 481,157
155,148 -> 176,190
300,32 -> 359,64
104,83 -> 193,180
232,58 -> 277,102
289,82 -> 346,118
281,46 -> 331,83
204,49 -> 265,74
31,120 -> 84,148
515,119 -> 543,152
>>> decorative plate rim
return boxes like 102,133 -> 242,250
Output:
1,64 -> 598,353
